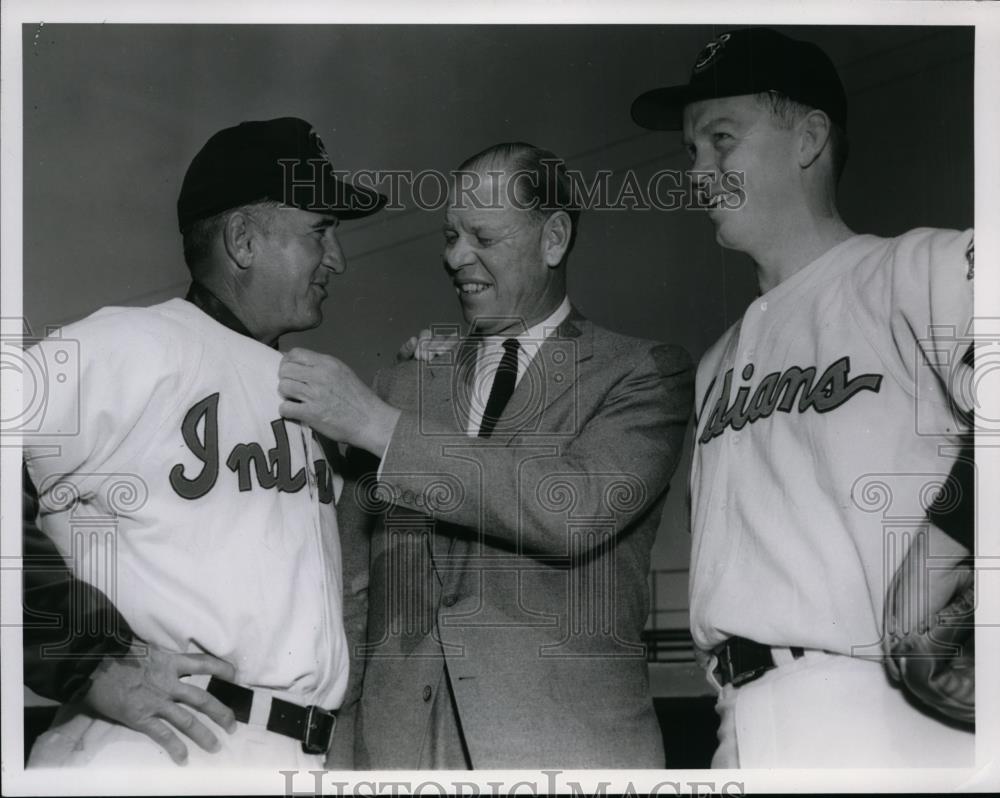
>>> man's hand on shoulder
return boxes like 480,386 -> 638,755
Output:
81,639 -> 238,765
396,327 -> 459,363
279,347 -> 402,456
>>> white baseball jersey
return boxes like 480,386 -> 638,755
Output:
689,228 -> 974,656
23,297 -> 348,710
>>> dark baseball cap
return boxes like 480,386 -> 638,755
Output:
631,28 -> 847,131
177,117 -> 387,231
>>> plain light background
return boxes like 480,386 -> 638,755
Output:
21,24 -> 973,627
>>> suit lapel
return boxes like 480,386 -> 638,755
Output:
423,313 -> 592,585
450,337 -> 479,432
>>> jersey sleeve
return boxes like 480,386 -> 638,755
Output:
888,227 -> 974,413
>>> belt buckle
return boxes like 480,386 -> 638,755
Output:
302,705 -> 337,755
731,664 -> 769,687
714,641 -> 735,686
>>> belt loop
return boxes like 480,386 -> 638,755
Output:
248,692 -> 273,727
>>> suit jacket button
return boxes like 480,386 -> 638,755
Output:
442,594 -> 458,607
403,490 -> 415,503
422,685 -> 433,702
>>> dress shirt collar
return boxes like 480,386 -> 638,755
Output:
478,296 -> 572,349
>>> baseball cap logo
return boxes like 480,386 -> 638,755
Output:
308,126 -> 331,163
693,32 -> 731,73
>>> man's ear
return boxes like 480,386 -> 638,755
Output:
223,211 -> 255,270
798,110 -> 832,170
541,210 -> 572,268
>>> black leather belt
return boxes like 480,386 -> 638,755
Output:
206,676 -> 337,755
714,636 -> 805,687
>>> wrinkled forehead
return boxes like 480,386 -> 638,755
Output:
682,94 -> 763,136
446,170 -> 528,222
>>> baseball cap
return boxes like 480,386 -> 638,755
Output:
177,117 -> 387,231
630,28 -> 847,131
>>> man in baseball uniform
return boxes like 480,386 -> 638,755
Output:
22,117 -> 385,768
631,28 -> 975,767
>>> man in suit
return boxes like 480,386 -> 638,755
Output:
278,142 -> 694,768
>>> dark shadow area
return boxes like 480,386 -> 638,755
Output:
656,695 -> 720,769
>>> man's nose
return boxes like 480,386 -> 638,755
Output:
687,150 -> 717,190
323,233 -> 347,274
443,238 -> 474,274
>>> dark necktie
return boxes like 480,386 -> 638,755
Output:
478,338 -> 520,438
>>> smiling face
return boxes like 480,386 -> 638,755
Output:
442,172 -> 566,335
247,207 -> 344,340
682,95 -> 801,259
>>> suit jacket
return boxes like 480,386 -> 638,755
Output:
335,309 -> 693,769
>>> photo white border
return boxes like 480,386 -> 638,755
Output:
2,0 -> 997,794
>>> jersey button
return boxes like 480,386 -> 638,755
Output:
422,685 -> 433,702
442,593 -> 458,607
403,490 -> 415,503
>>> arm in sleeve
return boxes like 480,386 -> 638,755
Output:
22,462 -> 134,703
889,227 -> 974,412
376,344 -> 695,556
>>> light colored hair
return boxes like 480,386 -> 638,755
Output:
755,91 -> 849,183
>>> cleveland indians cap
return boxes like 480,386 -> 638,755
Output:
630,28 -> 847,131
177,116 -> 387,231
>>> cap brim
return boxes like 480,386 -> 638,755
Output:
319,168 -> 388,220
630,85 -> 696,131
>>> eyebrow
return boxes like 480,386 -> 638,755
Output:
698,116 -> 738,132
309,216 -> 338,228
684,116 -> 741,145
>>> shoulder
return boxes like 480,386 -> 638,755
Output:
847,227 -> 973,279
373,359 -> 421,402
56,299 -> 196,350
37,300 -> 213,408
889,227 -> 975,279
33,301 -> 189,371
577,317 -> 693,378
890,226 -> 972,254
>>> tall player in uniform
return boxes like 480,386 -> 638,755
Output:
631,28 -> 975,767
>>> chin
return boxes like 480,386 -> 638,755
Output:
291,311 -> 323,333
713,221 -> 747,253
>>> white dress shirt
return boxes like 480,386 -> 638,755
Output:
465,296 -> 572,436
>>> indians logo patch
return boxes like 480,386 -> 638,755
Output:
698,357 -> 883,444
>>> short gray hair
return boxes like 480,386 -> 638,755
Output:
181,199 -> 282,273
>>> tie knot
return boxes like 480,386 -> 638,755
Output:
502,338 -> 520,355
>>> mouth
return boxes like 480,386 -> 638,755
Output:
311,282 -> 328,298
454,280 -> 493,299
698,191 -> 728,211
